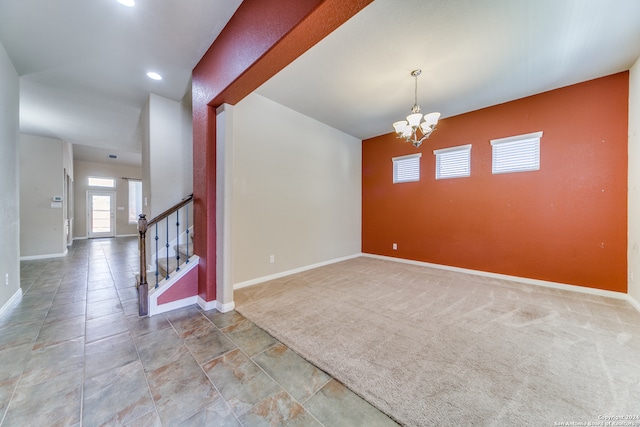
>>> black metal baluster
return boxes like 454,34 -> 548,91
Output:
154,223 -> 159,288
137,214 -> 149,316
185,203 -> 190,264
175,210 -> 180,272
165,219 -> 170,280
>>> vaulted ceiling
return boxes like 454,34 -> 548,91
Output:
1,0 -> 639,166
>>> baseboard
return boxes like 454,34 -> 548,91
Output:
0,288 -> 22,319
363,253 -> 635,307
73,236 -> 88,241
197,296 -> 218,311
233,253 -> 361,290
116,234 -> 138,238
149,295 -> 198,316
216,300 -> 235,313
20,248 -> 68,261
626,294 -> 640,312
194,297 -> 234,313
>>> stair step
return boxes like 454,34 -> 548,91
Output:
157,257 -> 180,278
175,243 -> 194,259
137,233 -> 195,291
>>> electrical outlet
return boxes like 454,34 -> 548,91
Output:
4,273 -> 8,286
392,243 -> 397,250
269,255 -> 275,264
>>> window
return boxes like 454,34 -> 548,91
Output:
392,153 -> 422,183
491,131 -> 542,174
433,144 -> 472,179
128,180 -> 143,224
87,176 -> 115,188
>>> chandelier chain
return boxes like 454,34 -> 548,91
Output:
414,73 -> 418,109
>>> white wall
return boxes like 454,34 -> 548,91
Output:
62,141 -> 74,245
0,41 -> 21,309
628,58 -> 640,305
142,93 -> 193,218
141,96 -> 151,218
73,161 -> 142,238
20,134 -> 66,258
231,93 -> 362,284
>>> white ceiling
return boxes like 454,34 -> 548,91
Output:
257,0 -> 640,140
0,0 -> 242,164
1,0 -> 639,166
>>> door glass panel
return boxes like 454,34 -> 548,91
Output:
91,195 -> 112,234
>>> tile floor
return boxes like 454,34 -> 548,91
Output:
0,237 -> 398,426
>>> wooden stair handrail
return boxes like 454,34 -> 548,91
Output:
144,194 -> 194,229
137,194 -> 193,316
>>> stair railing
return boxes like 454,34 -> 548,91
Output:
137,194 -> 194,316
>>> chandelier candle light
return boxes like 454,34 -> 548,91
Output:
392,69 -> 440,148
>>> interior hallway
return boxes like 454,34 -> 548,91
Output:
0,237 -> 397,426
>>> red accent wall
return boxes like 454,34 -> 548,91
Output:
157,267 -> 198,305
192,0 -> 373,302
363,73 -> 629,293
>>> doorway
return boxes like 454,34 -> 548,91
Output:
87,190 -> 116,238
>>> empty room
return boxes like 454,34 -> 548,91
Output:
0,0 -> 639,426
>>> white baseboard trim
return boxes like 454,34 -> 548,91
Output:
116,234 -> 138,238
216,301 -> 235,313
0,289 -> 22,319
363,253 -> 637,308
149,294 -> 236,316
20,248 -> 68,261
195,298 -> 234,313
626,294 -> 640,312
150,295 -> 198,316
197,296 -> 218,311
73,237 -> 88,241
233,253 -> 361,290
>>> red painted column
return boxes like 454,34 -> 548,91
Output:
191,89 -> 217,303
192,0 -> 373,303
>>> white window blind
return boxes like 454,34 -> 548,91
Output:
128,180 -> 142,224
433,144 -> 471,179
491,131 -> 542,174
392,153 -> 422,183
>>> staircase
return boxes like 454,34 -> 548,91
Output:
137,195 -> 198,317
152,232 -> 194,283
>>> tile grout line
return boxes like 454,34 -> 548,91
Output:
129,318 -> 163,426
0,370 -> 24,426
211,312 -> 329,427
1,266 -> 59,426
198,312 -> 289,427
166,311 -> 244,426
79,257 -> 91,427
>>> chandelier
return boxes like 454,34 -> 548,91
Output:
392,69 -> 440,148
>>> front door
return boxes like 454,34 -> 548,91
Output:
87,190 -> 115,238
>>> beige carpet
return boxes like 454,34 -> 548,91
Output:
235,257 -> 640,426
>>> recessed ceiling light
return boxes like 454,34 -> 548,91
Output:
117,0 -> 135,7
147,72 -> 162,81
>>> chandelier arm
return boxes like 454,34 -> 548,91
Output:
393,69 -> 439,148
